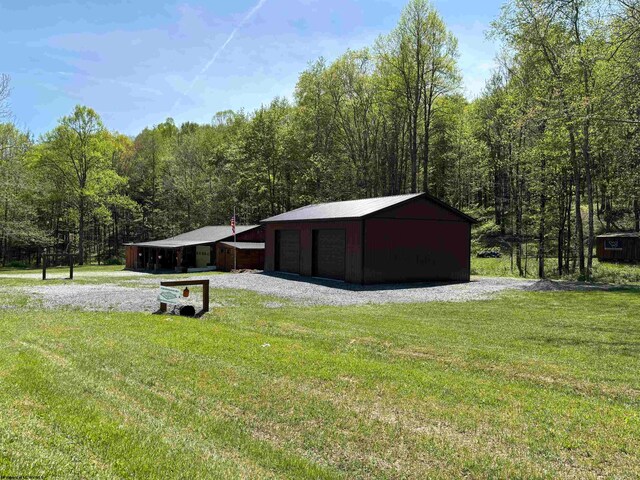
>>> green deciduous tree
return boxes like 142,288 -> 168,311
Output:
36,106 -> 126,264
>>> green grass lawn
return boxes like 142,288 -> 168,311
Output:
5,258 -> 640,284
0,265 -> 226,289
472,256 -> 640,283
0,264 -> 127,275
1,279 -> 639,479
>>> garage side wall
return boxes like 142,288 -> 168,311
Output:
363,219 -> 471,283
264,221 -> 363,283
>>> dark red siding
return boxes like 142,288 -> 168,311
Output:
264,221 -> 364,283
363,219 -> 470,283
363,197 -> 471,282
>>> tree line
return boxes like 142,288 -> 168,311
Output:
1,0 -> 639,279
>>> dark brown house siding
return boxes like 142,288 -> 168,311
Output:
125,245 -> 138,269
216,244 -> 265,271
234,227 -> 266,243
596,235 -> 640,263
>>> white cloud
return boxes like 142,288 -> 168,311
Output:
172,0 -> 269,112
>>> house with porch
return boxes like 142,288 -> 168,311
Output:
125,225 -> 264,272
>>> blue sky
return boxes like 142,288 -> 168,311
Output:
1,0 -> 503,136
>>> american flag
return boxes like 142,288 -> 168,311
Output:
231,214 -> 236,235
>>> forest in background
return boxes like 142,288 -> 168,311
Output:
1,0 -> 640,279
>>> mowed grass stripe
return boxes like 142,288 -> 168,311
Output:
0,289 -> 639,478
1,333 -> 340,479
2,313 -> 534,478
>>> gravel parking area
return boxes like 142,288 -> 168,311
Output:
203,272 -> 537,306
14,284 -> 163,312
10,273 -> 540,312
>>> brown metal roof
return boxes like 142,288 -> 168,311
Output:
261,193 -> 477,223
132,225 -> 260,248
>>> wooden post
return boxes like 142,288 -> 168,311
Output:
42,254 -> 47,280
69,254 -> 74,280
203,279 -> 209,312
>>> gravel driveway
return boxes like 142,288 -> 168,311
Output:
9,273 -> 539,312
205,273 -> 537,305
15,284 -> 166,312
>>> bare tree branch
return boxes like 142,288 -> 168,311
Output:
0,74 -> 10,119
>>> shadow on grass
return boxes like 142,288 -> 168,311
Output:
128,268 -> 223,276
259,272 -> 640,297
527,335 -> 640,354
522,279 -> 640,294
152,307 -> 208,318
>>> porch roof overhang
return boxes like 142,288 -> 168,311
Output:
131,240 -> 211,249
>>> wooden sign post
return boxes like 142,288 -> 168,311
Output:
42,253 -> 75,280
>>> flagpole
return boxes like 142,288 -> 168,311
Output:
233,206 -> 237,271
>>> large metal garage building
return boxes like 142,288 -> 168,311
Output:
262,193 -> 476,284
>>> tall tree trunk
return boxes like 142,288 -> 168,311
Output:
565,181 -> 572,275
539,156 -> 547,279
410,115 -> 418,193
151,146 -> 157,239
514,162 -> 523,277
494,166 -> 502,229
557,174 -> 568,276
78,196 -> 85,266
582,120 -> 594,279
568,128 -> 584,275
422,84 -> 434,193
114,211 -> 119,259
1,193 -> 7,267
557,223 -> 564,277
